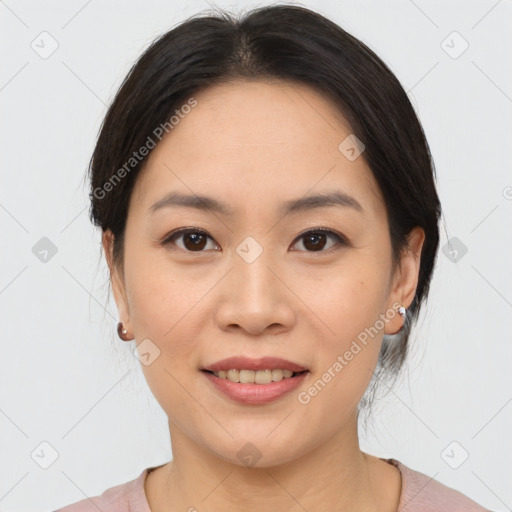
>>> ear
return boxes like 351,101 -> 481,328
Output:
102,230 -> 131,330
384,226 -> 425,335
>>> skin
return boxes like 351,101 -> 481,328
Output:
103,79 -> 425,511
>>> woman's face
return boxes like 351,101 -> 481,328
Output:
104,79 -> 424,467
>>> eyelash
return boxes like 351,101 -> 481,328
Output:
161,227 -> 348,254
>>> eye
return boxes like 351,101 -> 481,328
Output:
162,228 -> 219,252
290,228 -> 347,253
161,227 -> 347,253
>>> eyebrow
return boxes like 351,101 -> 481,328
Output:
148,190 -> 364,217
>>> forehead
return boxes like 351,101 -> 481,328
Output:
131,79 -> 385,219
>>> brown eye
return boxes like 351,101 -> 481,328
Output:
162,227 -> 346,254
292,229 -> 346,252
163,228 -> 218,252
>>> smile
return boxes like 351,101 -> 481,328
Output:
201,369 -> 309,404
208,368 -> 304,384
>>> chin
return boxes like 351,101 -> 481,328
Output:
203,432 -> 312,470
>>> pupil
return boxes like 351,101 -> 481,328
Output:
305,233 -> 326,251
185,233 -> 206,251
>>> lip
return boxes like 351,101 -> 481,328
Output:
202,370 -> 309,405
202,356 -> 308,373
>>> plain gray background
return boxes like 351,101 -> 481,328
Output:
1,0 -> 511,510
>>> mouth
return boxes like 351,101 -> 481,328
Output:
201,368 -> 309,384
200,356 -> 309,402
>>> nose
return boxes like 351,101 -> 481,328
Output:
214,250 -> 296,336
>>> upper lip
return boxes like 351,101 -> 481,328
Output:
202,356 -> 308,373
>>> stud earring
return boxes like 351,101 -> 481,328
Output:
388,304 -> 407,335
117,321 -> 131,341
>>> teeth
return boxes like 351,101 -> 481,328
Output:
227,369 -> 239,382
272,369 -> 283,382
212,368 -> 299,384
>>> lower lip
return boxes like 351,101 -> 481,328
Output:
202,370 -> 309,405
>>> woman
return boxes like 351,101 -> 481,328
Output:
55,4 -> 490,511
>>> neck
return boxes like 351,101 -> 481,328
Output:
154,414 -> 393,512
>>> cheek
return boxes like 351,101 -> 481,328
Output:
125,247 -> 204,337
296,274 -> 385,419
296,260 -> 388,396
124,259 -> 203,417
298,260 -> 388,343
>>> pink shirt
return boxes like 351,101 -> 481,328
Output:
53,458 -> 490,511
